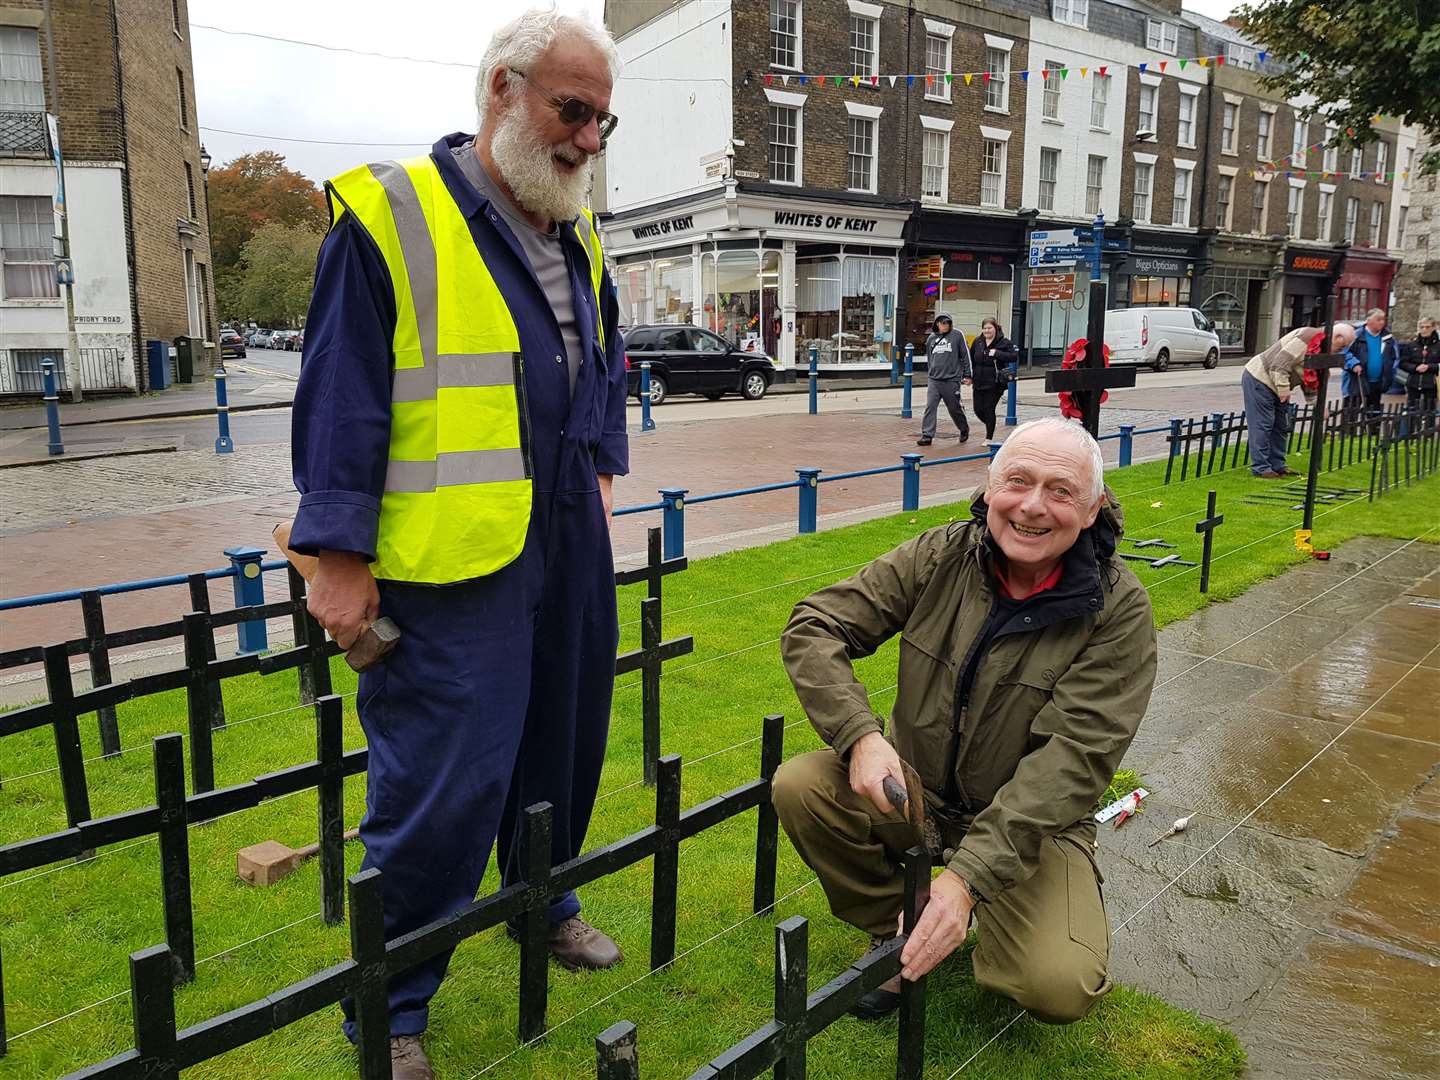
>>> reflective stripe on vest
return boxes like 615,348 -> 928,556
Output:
326,153 -> 606,584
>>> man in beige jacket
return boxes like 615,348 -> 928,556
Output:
1241,322 -> 1355,478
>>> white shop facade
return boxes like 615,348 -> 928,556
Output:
599,184 -> 911,374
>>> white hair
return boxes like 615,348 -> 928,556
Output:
989,417 -> 1106,503
475,8 -> 621,126
1365,308 -> 1386,322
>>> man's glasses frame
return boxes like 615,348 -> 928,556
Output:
509,68 -> 618,144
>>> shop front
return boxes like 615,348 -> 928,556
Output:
1109,233 -> 1205,311
601,185 -> 910,373
1195,236 -> 1281,356
1335,249 -> 1400,324
1015,226 -> 1128,363
904,210 -> 1024,354
1280,245 -> 1345,333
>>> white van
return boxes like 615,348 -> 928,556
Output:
1105,307 -> 1221,372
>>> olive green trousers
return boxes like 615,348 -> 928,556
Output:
772,749 -> 1112,1024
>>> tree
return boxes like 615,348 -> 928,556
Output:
207,151 -> 327,281
1235,0 -> 1440,172
228,223 -> 323,328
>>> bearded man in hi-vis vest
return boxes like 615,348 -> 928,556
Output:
290,11 -> 628,1076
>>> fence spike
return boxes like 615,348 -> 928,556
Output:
44,644 -> 92,836
181,613 -> 217,797
79,590 -> 120,757
317,695 -> 346,926
186,574 -> 226,728
897,849 -> 930,1080
517,802 -> 554,1043
597,1020 -> 639,1080
153,734 -> 195,983
774,916 -> 809,1080
753,714 -> 784,915
129,944 -> 180,1080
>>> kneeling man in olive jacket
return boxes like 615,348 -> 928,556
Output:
774,416 -> 1157,1023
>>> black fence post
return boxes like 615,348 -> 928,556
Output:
79,590 -> 120,757
753,713 -> 783,915
182,613 -> 217,797
1179,417 -> 1195,481
287,563 -> 317,706
348,867 -> 392,1079
129,944 -> 180,1080
773,916 -> 809,1080
186,575 -> 225,730
896,849 -> 929,1080
650,754 -> 682,972
640,598 -> 662,786
597,1020 -> 639,1080
518,802 -> 554,1043
153,734 -> 195,984
43,644 -> 92,835
317,694 -> 345,926
1195,491 -> 1223,595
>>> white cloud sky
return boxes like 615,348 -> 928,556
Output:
190,0 -> 600,183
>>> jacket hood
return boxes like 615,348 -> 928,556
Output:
933,313 -> 954,333
967,485 -> 1124,564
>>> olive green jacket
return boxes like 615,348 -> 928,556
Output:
781,492 -> 1157,900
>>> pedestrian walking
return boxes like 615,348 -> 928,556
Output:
289,10 -> 628,1078
1343,309 -> 1401,429
969,317 -> 1017,440
917,313 -> 971,446
1399,315 -> 1439,423
1241,322 -> 1356,478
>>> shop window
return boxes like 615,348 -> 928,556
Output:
797,257 -> 840,362
840,256 -> 895,364
1129,276 -> 1189,307
653,256 -> 693,324
705,250 -> 762,349
616,262 -> 653,328
761,251 -> 781,360
1199,284 -> 1247,349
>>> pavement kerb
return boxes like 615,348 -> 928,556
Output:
1,398 -> 293,433
0,445 -> 180,470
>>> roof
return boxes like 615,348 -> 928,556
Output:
1182,8 -> 1262,49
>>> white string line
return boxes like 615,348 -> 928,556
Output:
466,877 -> 822,1079
616,560 -> 874,630
613,637 -> 782,694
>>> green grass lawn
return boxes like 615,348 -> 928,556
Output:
2,444 -> 1435,1079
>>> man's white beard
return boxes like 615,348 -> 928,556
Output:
491,107 -> 593,226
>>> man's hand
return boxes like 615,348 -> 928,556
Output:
1277,390 -> 1291,405
900,869 -> 975,981
1418,364 -> 1431,373
308,550 -> 379,650
849,730 -> 907,816
599,473 -> 614,531
962,377 -> 973,386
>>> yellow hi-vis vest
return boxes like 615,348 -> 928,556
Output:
326,155 -> 607,585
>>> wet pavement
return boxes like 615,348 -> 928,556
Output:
1102,537 -> 1440,1080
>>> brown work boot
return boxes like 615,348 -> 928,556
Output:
390,1035 -> 435,1080
547,916 -> 624,970
850,934 -> 903,1020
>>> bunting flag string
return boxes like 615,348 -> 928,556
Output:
1251,169 -> 1406,182
758,52 -> 1236,91
1258,114 -> 1391,170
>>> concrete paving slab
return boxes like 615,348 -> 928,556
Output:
1124,653 -> 1280,772
1287,537 -> 1440,585
1322,618 -> 1440,673
1354,668 -> 1440,743
1403,572 -> 1440,599
1248,652 -> 1420,726
1329,809 -> 1440,961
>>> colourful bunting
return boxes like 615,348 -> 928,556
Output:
850,75 -> 860,87
757,53 -> 1231,90
1215,55 -> 1225,66
1080,67 -> 1088,78
1257,50 -> 1267,62
1177,59 -> 1186,70
964,72 -> 974,86
798,74 -> 806,84
1198,57 -> 1208,67
1021,70 -> 1030,81
833,76 -> 842,86
763,74 -> 773,86
982,72 -> 991,84
1098,65 -> 1107,77
1061,67 -> 1069,79
888,74 -> 897,87
946,73 -> 953,84
1139,62 -> 1148,73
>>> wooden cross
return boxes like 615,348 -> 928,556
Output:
1123,537 -> 1177,549
613,527 -> 688,600
1194,489 -> 1224,594
1042,281 -> 1137,437
1119,552 -> 1195,569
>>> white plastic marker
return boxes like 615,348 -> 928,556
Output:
1094,787 -> 1148,825
1147,815 -> 1192,847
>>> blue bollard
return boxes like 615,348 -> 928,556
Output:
659,487 -> 687,559
890,346 -> 900,387
808,347 -> 818,415
901,452 -> 922,511
640,362 -> 656,433
986,440 -> 1003,462
224,546 -> 268,654
1118,423 -> 1135,467
1005,362 -> 1019,426
214,364 -> 235,454
902,344 -> 914,420
796,467 -> 820,533
41,358 -> 64,456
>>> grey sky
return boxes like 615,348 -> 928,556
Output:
190,0 -> 1238,184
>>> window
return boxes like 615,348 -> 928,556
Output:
770,0 -> 801,69
1323,125 -> 1338,172
0,195 -> 59,298
1291,116 -> 1307,166
172,0 -> 183,35
1173,166 -> 1193,226
1397,205 -> 1408,250
1221,103 -> 1237,152
1286,183 -> 1303,237
1133,161 -> 1154,222
1375,141 -> 1388,183
1090,73 -> 1109,129
985,48 -> 1009,111
981,138 -> 1006,207
1146,19 -> 1178,54
185,162 -> 197,219
176,67 -> 188,130
11,349 -> 70,392
1042,60 -> 1062,121
1177,91 -> 1197,147
925,34 -> 951,100
1403,146 -> 1415,188
1226,43 -> 1256,68
922,129 -> 949,200
768,103 -> 800,184
1251,181 -> 1269,233
0,27 -> 46,153
847,115 -> 875,192
849,14 -> 878,78
1317,187 -> 1334,239
1369,201 -> 1383,246
1039,148 -> 1060,211
1085,155 -> 1105,216
1344,196 -> 1359,242
1053,0 -> 1088,28
1138,83 -> 1157,132
1217,173 -> 1234,230
1349,147 -> 1363,179
1256,110 -> 1272,159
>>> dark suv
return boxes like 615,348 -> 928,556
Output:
622,324 -> 776,405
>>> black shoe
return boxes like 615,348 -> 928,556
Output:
916,437 -> 932,446
959,431 -> 971,443
850,935 -> 903,1020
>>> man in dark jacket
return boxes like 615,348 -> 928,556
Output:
1400,315 -> 1438,420
774,417 -> 1157,1025
918,313 -> 971,446
970,317 -> 1017,441
1343,309 -> 1401,422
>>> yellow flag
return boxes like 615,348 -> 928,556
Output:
1080,67 -> 1088,78
964,72 -> 973,86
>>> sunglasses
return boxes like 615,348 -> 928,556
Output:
510,69 -> 618,144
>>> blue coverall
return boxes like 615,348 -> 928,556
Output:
290,133 -> 629,1038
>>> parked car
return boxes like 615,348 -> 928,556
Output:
220,330 -> 246,359
250,329 -> 276,349
1104,307 -> 1221,371
284,330 -> 304,352
271,330 -> 297,350
622,324 -> 776,405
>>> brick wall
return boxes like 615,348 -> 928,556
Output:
1118,71 -> 1207,229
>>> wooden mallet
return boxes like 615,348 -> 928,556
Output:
237,827 -> 361,886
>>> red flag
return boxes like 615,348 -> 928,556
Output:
1159,60 -> 1168,72
1215,54 -> 1225,66
763,73 -> 773,86
982,71 -> 991,83
1098,65 -> 1107,77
